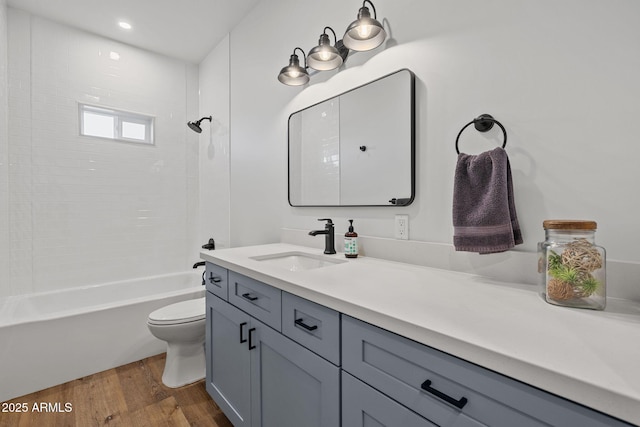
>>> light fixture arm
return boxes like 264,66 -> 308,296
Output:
363,0 -> 377,18
323,26 -> 338,45
293,47 -> 307,69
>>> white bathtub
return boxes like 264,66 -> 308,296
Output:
0,270 -> 205,402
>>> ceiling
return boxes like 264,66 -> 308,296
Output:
6,0 -> 260,63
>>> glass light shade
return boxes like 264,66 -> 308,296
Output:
308,34 -> 343,71
343,6 -> 386,51
278,53 -> 309,86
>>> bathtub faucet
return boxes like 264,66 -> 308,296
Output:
192,261 -> 206,285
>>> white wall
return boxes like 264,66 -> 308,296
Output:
0,0 -> 8,293
227,0 -> 640,263
3,10 -> 200,296
198,35 -> 231,250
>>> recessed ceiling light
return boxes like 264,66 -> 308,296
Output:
118,21 -> 132,30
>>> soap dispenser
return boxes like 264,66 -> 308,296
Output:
344,219 -> 358,258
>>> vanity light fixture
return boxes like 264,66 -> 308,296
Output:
342,0 -> 386,51
308,27 -> 349,71
278,47 -> 310,86
278,1 -> 387,86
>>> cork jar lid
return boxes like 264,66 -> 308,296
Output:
543,220 -> 597,230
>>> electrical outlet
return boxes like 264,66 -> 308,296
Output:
395,214 -> 409,240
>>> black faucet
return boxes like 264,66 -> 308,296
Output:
192,261 -> 206,285
309,218 -> 336,254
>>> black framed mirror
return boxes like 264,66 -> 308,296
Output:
288,69 -> 415,207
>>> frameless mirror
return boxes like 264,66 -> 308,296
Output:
288,69 -> 415,206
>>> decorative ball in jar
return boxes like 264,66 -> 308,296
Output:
537,220 -> 606,310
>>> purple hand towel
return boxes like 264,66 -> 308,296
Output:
453,147 -> 522,254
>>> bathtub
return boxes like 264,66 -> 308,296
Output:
0,270 -> 205,402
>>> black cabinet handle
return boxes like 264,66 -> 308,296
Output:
239,322 -> 247,343
209,274 -> 222,286
248,328 -> 256,350
242,292 -> 258,301
295,318 -> 318,331
420,380 -> 468,409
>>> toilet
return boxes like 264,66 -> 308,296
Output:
147,297 -> 206,388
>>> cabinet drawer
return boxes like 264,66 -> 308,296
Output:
228,271 -> 281,330
282,292 -> 340,365
342,372 -> 438,427
205,262 -> 228,300
342,316 -> 630,427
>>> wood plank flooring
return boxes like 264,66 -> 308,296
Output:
0,353 -> 233,427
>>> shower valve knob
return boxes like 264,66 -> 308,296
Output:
202,238 -> 215,250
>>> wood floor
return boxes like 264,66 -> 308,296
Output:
0,353 -> 233,427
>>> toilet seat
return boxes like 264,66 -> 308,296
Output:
148,298 -> 205,325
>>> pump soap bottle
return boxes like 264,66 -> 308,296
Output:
344,219 -> 358,258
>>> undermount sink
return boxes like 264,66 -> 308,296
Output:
250,251 -> 346,271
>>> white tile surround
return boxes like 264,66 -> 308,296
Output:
2,10 -> 200,297
198,35 -> 231,252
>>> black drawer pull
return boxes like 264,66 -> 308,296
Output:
248,327 -> 256,350
242,293 -> 258,301
239,322 -> 247,343
420,380 -> 468,409
295,318 -> 318,331
209,274 -> 222,286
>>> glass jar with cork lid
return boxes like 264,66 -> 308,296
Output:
538,220 -> 606,310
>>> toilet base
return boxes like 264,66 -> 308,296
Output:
162,341 -> 205,388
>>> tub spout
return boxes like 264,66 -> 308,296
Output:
193,261 -> 205,269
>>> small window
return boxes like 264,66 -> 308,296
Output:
79,104 -> 154,144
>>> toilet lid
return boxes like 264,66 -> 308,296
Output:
148,297 -> 205,325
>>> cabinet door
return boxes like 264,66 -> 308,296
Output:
342,372 -> 438,427
250,320 -> 340,427
206,293 -> 253,427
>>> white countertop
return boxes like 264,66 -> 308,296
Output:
201,243 -> 640,425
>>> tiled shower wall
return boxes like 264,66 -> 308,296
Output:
3,9 -> 200,297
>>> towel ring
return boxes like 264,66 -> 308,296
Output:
455,114 -> 507,154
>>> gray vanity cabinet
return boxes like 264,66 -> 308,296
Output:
228,271 -> 282,331
206,293 -> 253,427
250,319 -> 340,427
205,261 -> 229,300
206,263 -> 632,427
206,266 -> 340,427
342,371 -> 439,427
341,315 -> 633,427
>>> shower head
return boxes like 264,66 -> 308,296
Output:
188,121 -> 202,133
187,116 -> 212,133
